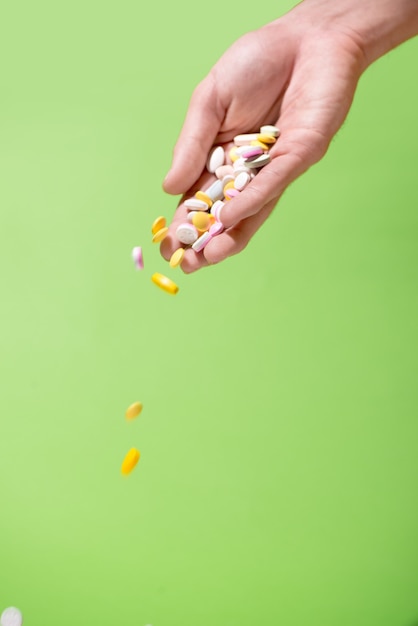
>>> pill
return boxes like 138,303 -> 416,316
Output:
222,174 -> 235,185
195,191 -> 213,208
184,198 -> 209,211
250,139 -> 270,150
223,180 -> 235,192
131,246 -> 144,270
210,200 -> 225,221
151,272 -> 179,295
228,146 -> 240,162
0,608 -> 22,626
224,187 -> 240,200
121,448 -> 140,475
126,401 -> 143,420
257,133 -> 276,144
205,179 -> 224,203
186,211 -> 198,223
233,133 -> 259,146
215,164 -> 234,179
209,221 -> 224,236
260,124 -> 280,137
176,223 -> 199,245
151,216 -> 166,234
192,212 -> 211,231
245,152 -> 271,168
169,248 -> 185,268
241,146 -> 263,159
192,231 -> 212,252
234,171 -> 251,190
152,227 -> 169,243
206,145 -> 225,173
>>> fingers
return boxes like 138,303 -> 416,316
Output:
163,75 -> 225,196
218,127 -> 328,230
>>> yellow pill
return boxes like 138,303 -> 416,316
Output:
151,216 -> 166,234
250,139 -> 270,151
169,248 -> 185,268
151,272 -> 179,295
257,133 -> 277,144
223,180 -> 235,192
152,226 -> 169,243
229,146 -> 239,162
192,212 -> 211,231
121,448 -> 140,475
195,191 -> 213,208
125,401 -> 143,420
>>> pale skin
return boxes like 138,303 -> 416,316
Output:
161,0 -> 418,273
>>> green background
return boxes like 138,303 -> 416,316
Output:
0,1 -> 417,625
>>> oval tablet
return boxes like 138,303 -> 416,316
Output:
126,401 -> 143,420
152,227 -> 169,243
151,273 -> 179,295
215,164 -> 234,179
151,216 -> 166,234
169,248 -> 185,268
245,153 -> 271,168
184,198 -> 209,211
131,246 -> 144,270
233,133 -> 259,146
121,448 -> 140,475
224,187 -> 240,200
195,191 -> 213,208
205,179 -> 224,203
234,171 -> 251,190
206,145 -> 225,173
257,133 -> 276,144
192,231 -> 212,252
260,124 -> 280,137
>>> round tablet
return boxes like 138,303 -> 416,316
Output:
151,216 -> 166,234
169,248 -> 185,268
152,227 -> 169,243
176,223 -> 199,245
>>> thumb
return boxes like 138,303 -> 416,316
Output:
163,75 -> 224,196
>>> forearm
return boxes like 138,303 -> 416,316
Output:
284,0 -> 418,68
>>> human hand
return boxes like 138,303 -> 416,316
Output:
160,0 -> 418,273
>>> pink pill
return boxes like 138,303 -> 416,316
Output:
241,146 -> 264,159
224,187 -> 240,199
209,221 -> 224,236
191,231 -> 212,252
131,246 -> 144,270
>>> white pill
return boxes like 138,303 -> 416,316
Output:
233,133 -> 259,146
215,164 -> 234,179
245,153 -> 271,168
186,211 -> 198,223
1,608 -> 23,626
233,157 -> 246,170
205,179 -> 224,203
210,200 -> 225,221
234,171 -> 251,190
222,174 -> 234,185
260,125 -> 280,137
176,223 -> 199,245
184,198 -> 209,211
206,146 -> 225,173
235,145 -> 253,155
192,231 -> 212,252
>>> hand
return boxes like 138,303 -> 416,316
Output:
160,0 -> 418,273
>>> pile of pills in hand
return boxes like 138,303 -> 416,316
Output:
171,124 -> 280,258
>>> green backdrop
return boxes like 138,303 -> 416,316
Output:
0,1 -> 417,625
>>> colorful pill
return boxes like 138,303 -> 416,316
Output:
224,187 -> 240,200
233,133 -> 259,146
209,221 -> 224,236
245,153 -> 271,168
192,212 -> 211,231
206,145 -> 225,173
257,133 -> 277,144
228,146 -> 240,163
222,174 -> 235,185
215,164 -> 234,179
126,401 -> 143,420
250,139 -> 270,150
192,231 -> 212,252
195,191 -> 213,208
242,146 -> 263,159
223,180 -> 235,192
151,272 -> 179,295
210,200 -> 225,221
205,179 -> 224,203
184,198 -> 209,211
186,211 -> 198,223
121,448 -> 140,475
234,171 -> 251,190
151,216 -> 166,234
176,223 -> 199,245
169,248 -> 185,268
152,227 -> 169,243
260,124 -> 280,137
131,246 -> 144,270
